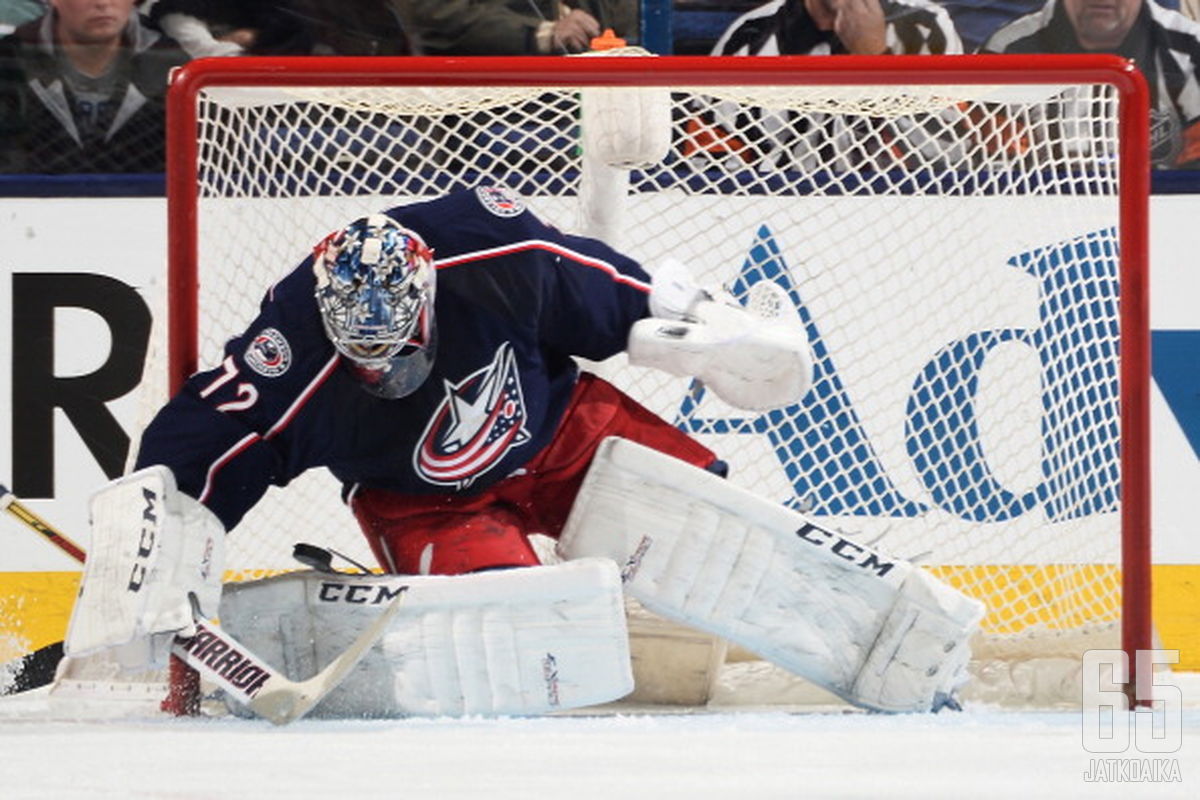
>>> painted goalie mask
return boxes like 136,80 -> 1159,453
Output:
313,214 -> 436,398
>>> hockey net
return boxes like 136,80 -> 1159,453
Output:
60,53 -> 1150,712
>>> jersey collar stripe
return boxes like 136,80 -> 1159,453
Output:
265,353 -> 341,440
433,239 -> 652,293
199,432 -> 262,504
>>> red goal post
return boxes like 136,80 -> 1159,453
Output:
153,53 -> 1151,709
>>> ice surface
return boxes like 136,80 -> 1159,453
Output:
1,674 -> 1198,799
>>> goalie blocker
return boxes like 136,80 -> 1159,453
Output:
65,465 -> 225,671
558,437 -> 985,713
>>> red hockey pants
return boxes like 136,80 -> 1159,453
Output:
351,373 -> 717,575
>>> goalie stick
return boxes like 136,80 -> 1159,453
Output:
0,481 -> 403,724
0,482 -> 80,695
1,482 -> 86,562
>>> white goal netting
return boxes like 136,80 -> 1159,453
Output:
122,55 -> 1150,708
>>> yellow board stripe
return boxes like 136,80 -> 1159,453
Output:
0,572 -> 80,661
930,564 -> 1123,636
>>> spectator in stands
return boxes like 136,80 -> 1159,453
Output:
710,0 -> 963,56
981,0 -> 1200,168
145,0 -> 409,58
392,0 -> 637,55
701,0 -> 964,172
931,0 -> 1043,51
931,0 -> 1186,52
0,0 -> 189,173
700,1 -> 964,170
0,1 -> 46,35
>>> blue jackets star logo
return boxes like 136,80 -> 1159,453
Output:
414,342 -> 531,488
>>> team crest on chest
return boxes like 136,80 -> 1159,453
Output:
414,342 -> 531,488
244,328 -> 292,377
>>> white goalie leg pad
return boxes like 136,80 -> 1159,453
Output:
852,568 -> 981,711
217,558 -> 633,717
558,438 -> 985,712
64,465 -> 224,670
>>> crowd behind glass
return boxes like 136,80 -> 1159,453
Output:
1,0 -> 1197,173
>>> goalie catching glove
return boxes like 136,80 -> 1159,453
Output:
629,259 -> 813,411
64,465 -> 225,671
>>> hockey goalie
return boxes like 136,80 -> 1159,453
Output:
63,185 -> 983,720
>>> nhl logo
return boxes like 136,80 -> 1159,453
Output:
1149,108 -> 1181,168
244,328 -> 292,377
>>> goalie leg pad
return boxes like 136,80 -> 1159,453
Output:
64,465 -> 225,670
852,568 -> 983,712
218,558 -> 633,717
557,437 -> 984,712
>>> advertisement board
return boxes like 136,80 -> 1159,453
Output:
1,193 -> 1197,667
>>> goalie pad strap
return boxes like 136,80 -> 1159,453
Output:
217,558 -> 633,717
557,437 -> 984,712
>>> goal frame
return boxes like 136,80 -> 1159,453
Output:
163,53 -> 1152,703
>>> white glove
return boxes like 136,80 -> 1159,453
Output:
64,466 -> 226,671
646,258 -> 709,321
629,286 -> 813,411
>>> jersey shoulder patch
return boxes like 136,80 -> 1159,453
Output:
244,327 -> 293,377
475,185 -> 526,218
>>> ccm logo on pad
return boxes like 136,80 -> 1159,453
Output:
795,521 -> 896,577
127,486 -> 159,593
317,583 -> 409,605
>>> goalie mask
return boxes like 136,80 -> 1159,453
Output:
313,215 -> 436,399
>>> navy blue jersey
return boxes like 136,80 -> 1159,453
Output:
136,187 -> 654,530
